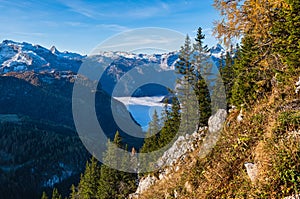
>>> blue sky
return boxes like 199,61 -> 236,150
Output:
0,0 -> 220,54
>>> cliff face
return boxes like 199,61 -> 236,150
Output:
132,77 -> 300,198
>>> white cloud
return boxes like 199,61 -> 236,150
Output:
64,21 -> 88,27
58,0 -> 171,19
58,0 -> 104,18
126,2 -> 170,18
96,24 -> 129,32
13,32 -> 46,37
91,27 -> 185,54
115,96 -> 165,107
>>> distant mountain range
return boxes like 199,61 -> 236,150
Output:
0,40 -> 226,97
0,40 -> 226,199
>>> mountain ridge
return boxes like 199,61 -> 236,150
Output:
0,40 -> 225,74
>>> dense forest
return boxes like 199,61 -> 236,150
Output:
46,0 -> 300,198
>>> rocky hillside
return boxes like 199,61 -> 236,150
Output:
129,77 -> 300,198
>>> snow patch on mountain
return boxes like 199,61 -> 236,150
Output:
0,40 -> 227,97
0,40 -> 84,74
0,40 -> 226,76
94,50 -> 179,72
209,44 -> 226,58
42,162 -> 74,188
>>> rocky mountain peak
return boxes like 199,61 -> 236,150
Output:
50,45 -> 58,54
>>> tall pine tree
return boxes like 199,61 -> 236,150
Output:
230,35 -> 260,107
140,110 -> 160,153
158,97 -> 181,147
51,188 -> 62,199
77,156 -> 101,199
176,35 -> 199,134
192,27 -> 212,125
139,110 -> 161,172
98,131 -> 137,199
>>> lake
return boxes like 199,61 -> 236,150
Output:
115,96 -> 165,131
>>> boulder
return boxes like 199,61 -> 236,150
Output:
237,111 -> 244,122
208,109 -> 227,133
284,194 -> 300,199
156,130 -> 204,168
199,109 -> 227,158
244,162 -> 258,183
184,181 -> 193,193
135,175 -> 158,194
296,76 -> 300,94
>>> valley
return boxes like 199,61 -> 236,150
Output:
0,39 -> 223,198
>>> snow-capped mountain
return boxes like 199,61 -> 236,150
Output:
209,43 -> 226,58
0,40 -> 84,74
0,40 -> 226,97
86,49 -> 225,96
0,40 -> 226,74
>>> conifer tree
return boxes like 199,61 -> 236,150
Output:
140,110 -> 160,153
212,45 -> 235,111
176,35 -> 194,79
98,163 -> 118,199
230,35 -> 260,107
272,0 -> 300,73
148,110 -> 161,137
119,145 -> 138,197
51,188 -> 62,199
41,191 -> 48,199
69,184 -> 77,199
98,131 -> 137,199
176,35 -> 199,134
192,27 -> 212,126
139,110 -> 161,172
77,156 -> 100,199
211,72 -> 227,113
139,98 -> 181,172
158,97 -> 181,146
223,50 -> 235,99
195,75 -> 212,125
98,133 -> 121,199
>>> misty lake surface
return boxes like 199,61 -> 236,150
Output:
115,96 -> 165,131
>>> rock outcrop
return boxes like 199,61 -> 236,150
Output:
295,77 -> 300,94
244,162 -> 258,183
156,128 -> 206,168
131,109 -> 228,197
129,175 -> 158,199
136,175 -> 158,194
208,109 -> 228,133
284,194 -> 300,199
199,109 -> 227,158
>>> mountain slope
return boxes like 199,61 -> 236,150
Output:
131,75 -> 300,199
0,71 -> 143,199
0,40 -> 83,73
0,40 -> 227,198
0,119 -> 89,199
